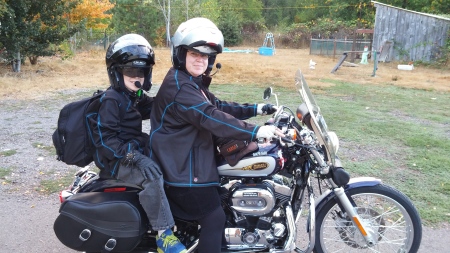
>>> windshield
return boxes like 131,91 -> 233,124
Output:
294,69 -> 337,164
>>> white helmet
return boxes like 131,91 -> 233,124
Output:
171,17 -> 224,73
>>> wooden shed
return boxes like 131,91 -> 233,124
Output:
372,1 -> 450,62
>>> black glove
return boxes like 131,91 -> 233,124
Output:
122,151 -> 162,181
257,104 -> 277,115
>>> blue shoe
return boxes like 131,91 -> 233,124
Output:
156,229 -> 187,253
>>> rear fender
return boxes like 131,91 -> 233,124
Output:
315,177 -> 382,212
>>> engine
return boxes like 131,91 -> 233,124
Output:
220,176 -> 293,251
230,182 -> 275,216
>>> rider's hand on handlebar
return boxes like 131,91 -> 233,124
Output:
257,104 -> 278,115
256,125 -> 285,142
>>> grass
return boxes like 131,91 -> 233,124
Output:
39,171 -> 77,194
32,142 -> 55,155
0,167 -> 12,179
38,167 -> 100,194
210,80 -> 450,224
0,149 -> 17,156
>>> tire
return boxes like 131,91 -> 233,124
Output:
314,184 -> 422,253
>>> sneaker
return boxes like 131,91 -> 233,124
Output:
156,228 -> 187,253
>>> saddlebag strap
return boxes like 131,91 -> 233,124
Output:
223,141 -> 258,167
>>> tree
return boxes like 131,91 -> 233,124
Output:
376,0 -> 450,14
183,0 -> 220,23
67,0 -> 114,30
109,0 -> 165,44
0,0 -> 83,71
262,0 -> 284,27
0,0 -> 7,16
156,0 -> 171,46
218,0 -> 263,25
218,10 -> 243,46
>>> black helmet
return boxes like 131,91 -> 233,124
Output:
106,34 -> 155,92
171,17 -> 224,74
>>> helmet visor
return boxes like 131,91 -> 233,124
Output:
183,45 -> 217,56
117,67 -> 149,78
116,60 -> 152,78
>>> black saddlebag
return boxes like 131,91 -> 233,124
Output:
54,191 -> 148,252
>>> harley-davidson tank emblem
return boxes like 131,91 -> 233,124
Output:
241,162 -> 269,171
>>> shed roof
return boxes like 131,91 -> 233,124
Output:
371,1 -> 450,22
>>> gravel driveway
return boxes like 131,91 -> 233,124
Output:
0,89 -> 448,252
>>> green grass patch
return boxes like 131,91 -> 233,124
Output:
0,149 -> 17,157
0,167 -> 12,179
210,80 -> 450,224
39,172 -> 76,194
32,142 -> 56,156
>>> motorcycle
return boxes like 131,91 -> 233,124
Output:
54,69 -> 422,253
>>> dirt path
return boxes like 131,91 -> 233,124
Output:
0,193 -> 447,253
0,89 -> 449,252
0,93 -> 79,252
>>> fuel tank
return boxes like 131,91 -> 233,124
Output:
217,142 -> 283,177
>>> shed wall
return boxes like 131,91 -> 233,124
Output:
373,2 -> 450,62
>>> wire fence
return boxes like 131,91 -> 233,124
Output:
69,30 -> 121,52
310,38 -> 372,58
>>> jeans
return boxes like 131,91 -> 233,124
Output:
118,163 -> 174,231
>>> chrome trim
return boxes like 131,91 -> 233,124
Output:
270,205 -> 296,253
185,239 -> 199,253
231,187 -> 275,216
304,192 -> 315,253
334,187 -> 376,246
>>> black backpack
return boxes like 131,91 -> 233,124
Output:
52,90 -> 105,167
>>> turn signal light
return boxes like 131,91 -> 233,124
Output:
296,111 -> 304,121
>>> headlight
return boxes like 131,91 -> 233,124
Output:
327,131 -> 339,154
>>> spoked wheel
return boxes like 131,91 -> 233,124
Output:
314,184 -> 422,253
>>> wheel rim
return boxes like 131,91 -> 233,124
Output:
319,193 -> 414,253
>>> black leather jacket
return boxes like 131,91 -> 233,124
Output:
88,89 -> 153,179
149,68 -> 260,187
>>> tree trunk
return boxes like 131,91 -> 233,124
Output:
12,51 -> 21,72
166,0 -> 171,47
29,56 -> 39,65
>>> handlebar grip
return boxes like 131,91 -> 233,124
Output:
281,136 -> 293,143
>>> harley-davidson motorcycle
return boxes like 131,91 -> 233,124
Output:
54,69 -> 422,253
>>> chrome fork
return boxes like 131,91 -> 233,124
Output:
333,187 -> 376,247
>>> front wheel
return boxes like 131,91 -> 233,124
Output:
314,184 -> 422,253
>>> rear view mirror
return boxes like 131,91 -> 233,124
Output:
263,87 -> 272,100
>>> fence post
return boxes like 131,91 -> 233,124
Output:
371,49 -> 378,77
309,38 -> 312,55
333,39 -> 337,59
104,30 -> 107,50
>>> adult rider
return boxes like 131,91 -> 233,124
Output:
149,17 -> 284,253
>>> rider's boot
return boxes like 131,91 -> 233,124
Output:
156,228 -> 187,253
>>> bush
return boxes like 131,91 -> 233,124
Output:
58,42 -> 74,60
218,12 -> 243,47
